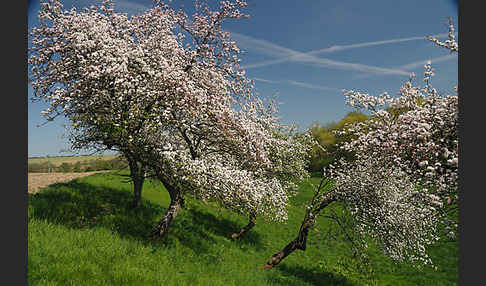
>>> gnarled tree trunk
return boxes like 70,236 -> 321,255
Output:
264,191 -> 335,269
149,183 -> 184,239
231,213 -> 256,239
263,216 -> 313,268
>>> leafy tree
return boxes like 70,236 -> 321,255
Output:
28,0 -> 314,239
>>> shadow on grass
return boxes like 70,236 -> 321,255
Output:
188,208 -> 264,250
28,177 -> 263,254
269,264 -> 356,286
28,180 -> 163,240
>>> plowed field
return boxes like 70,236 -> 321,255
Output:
28,171 -> 109,194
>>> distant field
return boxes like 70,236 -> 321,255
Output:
28,154 -> 119,166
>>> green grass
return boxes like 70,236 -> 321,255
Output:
28,171 -> 458,285
28,154 -> 119,167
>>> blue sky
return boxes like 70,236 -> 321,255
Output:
27,0 -> 458,157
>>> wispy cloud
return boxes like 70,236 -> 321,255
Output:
286,80 -> 342,92
253,77 -> 280,84
253,77 -> 342,92
231,32 -> 410,76
353,54 -> 457,80
232,32 -> 450,75
301,33 -> 449,55
397,54 -> 457,70
230,32 -> 298,59
240,33 -> 449,70
302,57 -> 410,76
114,0 -> 150,16
245,55 -> 411,76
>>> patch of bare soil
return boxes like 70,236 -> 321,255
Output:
28,171 -> 109,194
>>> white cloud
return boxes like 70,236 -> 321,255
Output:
307,33 -> 449,55
231,32 -> 411,76
397,54 -> 457,70
353,54 -> 457,80
232,32 -> 451,75
286,80 -> 342,92
230,32 -> 298,59
252,77 -> 280,84
252,77 -> 342,92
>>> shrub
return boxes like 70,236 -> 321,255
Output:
57,162 -> 72,173
28,162 -> 49,173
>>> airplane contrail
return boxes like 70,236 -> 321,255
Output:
231,31 -> 449,75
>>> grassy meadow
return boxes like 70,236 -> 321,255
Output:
28,171 -> 458,285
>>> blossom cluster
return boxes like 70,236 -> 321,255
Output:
331,157 -> 441,265
426,18 -> 458,53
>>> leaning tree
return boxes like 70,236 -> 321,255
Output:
264,20 -> 459,269
28,0 -> 171,208
28,0 -> 315,238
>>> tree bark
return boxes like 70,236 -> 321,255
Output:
264,191 -> 335,269
263,220 -> 312,268
127,155 -> 146,208
263,238 -> 303,269
231,213 -> 256,239
149,185 -> 184,239
132,176 -> 144,208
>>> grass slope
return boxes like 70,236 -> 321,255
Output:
28,171 -> 458,285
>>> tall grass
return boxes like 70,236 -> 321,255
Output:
28,171 -> 458,285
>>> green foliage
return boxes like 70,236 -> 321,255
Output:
72,161 -> 82,172
89,159 -> 112,171
308,112 -> 370,174
28,162 -> 50,173
28,172 -> 457,285
57,162 -> 72,173
109,156 -> 129,170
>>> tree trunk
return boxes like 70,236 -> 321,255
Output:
263,220 -> 312,268
149,188 -> 184,239
264,191 -> 335,269
127,155 -> 146,209
132,177 -> 144,208
231,213 -> 256,239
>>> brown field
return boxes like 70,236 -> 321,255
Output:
28,171 -> 109,194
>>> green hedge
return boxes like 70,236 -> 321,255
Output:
28,157 -> 128,173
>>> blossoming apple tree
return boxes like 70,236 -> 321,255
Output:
28,0 -> 315,238
264,20 -> 458,269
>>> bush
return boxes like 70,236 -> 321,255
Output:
86,159 -> 110,171
72,161 -> 82,172
28,162 -> 49,173
108,156 -> 128,170
57,162 -> 72,173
